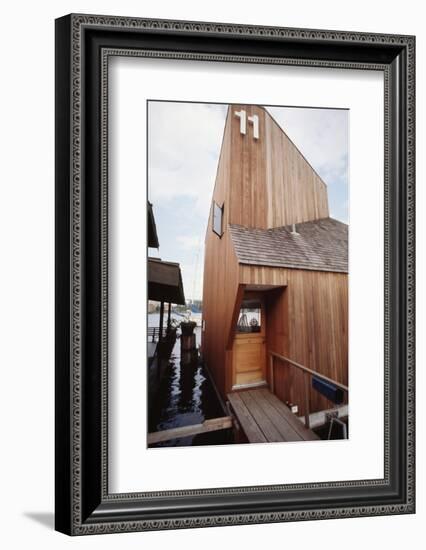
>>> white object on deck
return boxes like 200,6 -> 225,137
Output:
296,405 -> 349,429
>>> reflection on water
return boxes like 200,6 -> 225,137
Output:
148,313 -> 232,447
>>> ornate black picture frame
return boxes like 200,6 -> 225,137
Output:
55,14 -> 415,535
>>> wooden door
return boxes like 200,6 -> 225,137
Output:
232,298 -> 266,388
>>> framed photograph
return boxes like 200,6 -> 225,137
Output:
55,14 -> 415,535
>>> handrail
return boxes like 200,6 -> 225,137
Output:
147,326 -> 168,343
269,352 -> 348,392
269,351 -> 348,431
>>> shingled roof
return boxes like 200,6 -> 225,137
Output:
229,217 -> 348,273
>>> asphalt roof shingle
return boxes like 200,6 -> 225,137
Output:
229,217 -> 348,273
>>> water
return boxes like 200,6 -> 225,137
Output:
148,312 -> 232,447
313,416 -> 349,440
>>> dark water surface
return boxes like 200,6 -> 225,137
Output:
148,314 -> 232,448
313,416 -> 349,440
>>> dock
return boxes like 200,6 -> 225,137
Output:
227,388 -> 319,443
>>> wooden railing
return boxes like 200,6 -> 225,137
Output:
147,326 -> 168,343
147,416 -> 232,445
269,351 -> 349,429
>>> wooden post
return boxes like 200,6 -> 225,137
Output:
159,301 -> 164,344
167,302 -> 171,332
269,354 -> 274,394
304,372 -> 310,428
181,334 -> 196,351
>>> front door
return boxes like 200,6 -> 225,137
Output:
233,297 -> 266,389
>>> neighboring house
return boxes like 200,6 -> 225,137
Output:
202,105 -> 348,417
147,202 -> 185,406
147,201 -> 185,317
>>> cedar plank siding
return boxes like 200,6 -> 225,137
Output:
239,265 -> 348,415
202,109 -> 240,396
227,105 -> 329,229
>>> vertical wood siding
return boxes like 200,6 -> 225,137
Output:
202,109 -> 240,396
227,105 -> 329,229
239,264 -> 348,415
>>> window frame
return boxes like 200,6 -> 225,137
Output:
212,201 -> 224,237
236,299 -> 263,334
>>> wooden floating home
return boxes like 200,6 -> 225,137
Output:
201,105 -> 348,440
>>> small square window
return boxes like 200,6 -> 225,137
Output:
237,300 -> 262,333
212,202 -> 223,237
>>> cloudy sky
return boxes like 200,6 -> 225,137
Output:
148,101 -> 348,301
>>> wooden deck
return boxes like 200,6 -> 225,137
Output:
227,388 -> 319,443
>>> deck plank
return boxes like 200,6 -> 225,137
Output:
248,389 -> 303,442
228,388 -> 319,443
227,392 -> 267,443
239,391 -> 284,442
257,388 -> 320,441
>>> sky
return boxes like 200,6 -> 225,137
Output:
148,101 -> 349,301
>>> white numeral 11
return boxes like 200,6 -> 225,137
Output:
235,110 -> 259,139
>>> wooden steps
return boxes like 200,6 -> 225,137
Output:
227,388 -> 320,443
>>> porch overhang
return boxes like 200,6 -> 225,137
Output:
148,258 -> 185,305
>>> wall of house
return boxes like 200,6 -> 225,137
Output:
227,104 -> 329,229
264,110 -> 330,227
240,264 -> 348,415
202,109 -> 241,397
